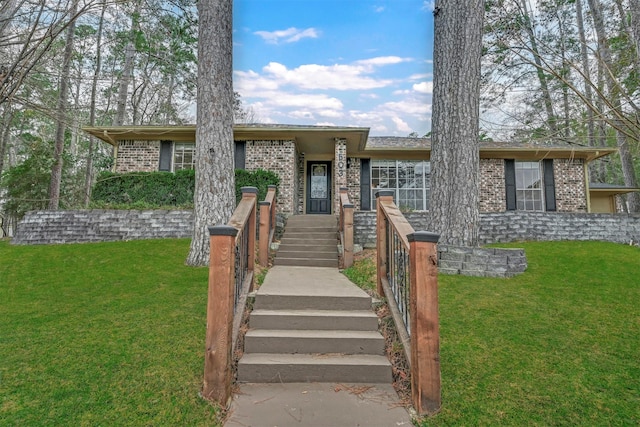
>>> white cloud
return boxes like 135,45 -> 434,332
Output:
413,81 -> 433,94
289,110 -> 315,119
267,92 -> 344,110
315,121 -> 336,127
349,111 -> 379,121
236,57 -> 411,95
423,1 -> 435,11
254,27 -> 319,44
409,73 -> 431,80
374,5 -> 385,13
234,54 -> 431,136
392,116 -> 413,133
355,56 -> 412,68
380,98 -> 431,116
371,123 -> 389,133
261,61 -> 394,90
318,109 -> 344,118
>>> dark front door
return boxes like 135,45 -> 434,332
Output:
306,161 -> 332,214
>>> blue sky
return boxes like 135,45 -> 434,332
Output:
232,0 -> 434,136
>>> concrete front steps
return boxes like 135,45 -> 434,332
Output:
237,266 -> 392,384
274,215 -> 338,268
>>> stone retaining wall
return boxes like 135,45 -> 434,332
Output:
12,210 -> 289,246
13,210 -> 639,277
478,211 -> 640,245
438,245 -> 527,277
12,210 -> 194,245
353,211 -> 640,247
353,210 -> 639,277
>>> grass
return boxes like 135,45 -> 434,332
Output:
345,241 -> 640,426
2,239 -> 638,425
0,239 -> 221,426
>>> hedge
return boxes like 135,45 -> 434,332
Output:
91,169 -> 280,209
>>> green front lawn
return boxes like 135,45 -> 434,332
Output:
346,241 -> 640,425
0,239 -> 219,426
1,239 -> 638,425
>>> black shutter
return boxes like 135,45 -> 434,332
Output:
543,159 -> 556,211
234,141 -> 246,170
159,141 -> 172,171
505,159 -> 516,210
360,158 -> 371,210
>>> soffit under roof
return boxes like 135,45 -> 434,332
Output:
82,125 -> 616,160
589,183 -> 640,197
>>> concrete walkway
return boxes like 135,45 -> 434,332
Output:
225,266 -> 413,426
225,382 -> 412,427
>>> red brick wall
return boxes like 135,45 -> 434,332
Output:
479,158 -> 506,213
115,141 -> 160,173
245,140 -> 297,214
554,159 -> 587,212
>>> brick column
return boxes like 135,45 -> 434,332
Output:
334,138 -> 347,214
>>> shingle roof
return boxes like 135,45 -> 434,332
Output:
365,136 -> 601,150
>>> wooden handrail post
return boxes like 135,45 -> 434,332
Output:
259,201 -> 270,267
241,187 -> 257,290
268,185 -> 276,233
375,190 -> 394,296
342,188 -> 355,269
203,225 -> 238,407
339,187 -> 347,233
408,230 -> 441,415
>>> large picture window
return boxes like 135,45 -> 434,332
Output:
173,143 -> 196,171
371,160 -> 430,211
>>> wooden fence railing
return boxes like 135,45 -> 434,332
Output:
203,186 -> 257,405
375,190 -> 441,415
258,185 -> 277,267
339,187 -> 354,269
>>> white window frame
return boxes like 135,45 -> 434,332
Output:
371,160 -> 430,211
515,161 -> 545,211
172,142 -> 196,172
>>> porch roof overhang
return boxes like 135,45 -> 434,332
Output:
82,124 -> 616,161
478,147 -> 617,162
82,124 -> 371,155
588,183 -> 640,197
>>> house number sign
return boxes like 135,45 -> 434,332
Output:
337,152 -> 346,178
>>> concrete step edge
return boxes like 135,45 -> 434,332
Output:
245,329 -> 383,339
251,309 -> 377,317
239,353 -> 391,365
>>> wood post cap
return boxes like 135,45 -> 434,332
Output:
208,225 -> 238,236
241,186 -> 258,194
375,190 -> 395,198
407,231 -> 440,243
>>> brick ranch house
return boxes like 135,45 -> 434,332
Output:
83,124 -> 635,215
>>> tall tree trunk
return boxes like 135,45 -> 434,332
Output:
616,0 -> 640,72
0,104 -> 13,178
576,0 -> 601,182
631,0 -> 640,60
114,0 -> 141,126
69,71 -> 82,159
519,0 -> 558,136
84,0 -> 106,206
588,0 -> 640,212
48,0 -> 78,210
186,0 -> 235,266
430,0 -> 484,247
